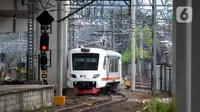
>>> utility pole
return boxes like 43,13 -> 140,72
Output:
112,18 -> 115,50
139,26 -> 143,75
131,0 -> 136,91
68,19 -> 71,50
57,1 -> 63,96
111,10 -> 115,51
152,0 -> 157,95
139,25 -> 144,90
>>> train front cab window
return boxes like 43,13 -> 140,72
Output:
72,53 -> 99,70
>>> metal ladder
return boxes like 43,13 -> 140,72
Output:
27,0 -> 35,80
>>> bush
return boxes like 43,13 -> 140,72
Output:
168,95 -> 176,112
147,95 -> 176,112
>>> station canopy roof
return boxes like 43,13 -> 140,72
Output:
0,9 -> 37,19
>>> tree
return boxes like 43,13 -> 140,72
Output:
122,25 -> 152,65
136,26 -> 152,49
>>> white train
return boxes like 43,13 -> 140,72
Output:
66,47 -> 122,95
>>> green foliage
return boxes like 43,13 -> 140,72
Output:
168,95 -> 176,112
136,26 -> 152,48
147,96 -> 176,112
122,47 -> 131,64
122,47 -> 151,64
23,108 -> 33,112
40,104 -> 48,109
107,8 -> 157,64
39,104 -> 53,112
135,48 -> 151,59
122,26 -> 152,64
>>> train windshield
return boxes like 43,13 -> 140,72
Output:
72,53 -> 99,70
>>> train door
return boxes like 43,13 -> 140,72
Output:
106,56 -> 109,79
107,56 -> 119,78
118,57 -> 121,77
118,57 -> 122,84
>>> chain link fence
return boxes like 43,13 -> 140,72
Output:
0,32 -> 28,81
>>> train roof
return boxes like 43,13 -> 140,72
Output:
106,50 -> 121,57
68,47 -> 121,57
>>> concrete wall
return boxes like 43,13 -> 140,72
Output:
0,85 -> 54,112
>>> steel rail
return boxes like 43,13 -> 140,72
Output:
55,95 -> 112,112
77,92 -> 128,112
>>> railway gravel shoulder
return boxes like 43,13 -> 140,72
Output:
55,94 -> 112,112
77,92 -> 128,112
55,92 -> 127,112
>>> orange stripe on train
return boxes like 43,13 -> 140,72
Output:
101,77 -> 120,80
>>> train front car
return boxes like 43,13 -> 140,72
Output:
67,48 -> 107,95
67,47 -> 122,95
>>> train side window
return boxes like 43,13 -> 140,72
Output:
109,58 -> 113,72
103,56 -> 106,69
115,58 -> 118,72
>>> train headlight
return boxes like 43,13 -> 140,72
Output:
70,74 -> 77,78
93,74 -> 100,78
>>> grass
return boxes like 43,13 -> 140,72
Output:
40,104 -> 48,109
147,95 -> 175,112
39,104 -> 57,112
23,104 -> 55,112
23,108 -> 33,112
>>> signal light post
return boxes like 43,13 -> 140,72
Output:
39,28 -> 50,85
36,10 -> 54,85
40,32 -> 49,85
37,8 -> 66,106
40,32 -> 49,84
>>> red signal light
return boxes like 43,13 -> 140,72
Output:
42,46 -> 47,50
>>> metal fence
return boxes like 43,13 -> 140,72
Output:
0,32 -> 28,81
156,64 -> 172,93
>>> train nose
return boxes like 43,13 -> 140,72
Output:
73,81 -> 96,90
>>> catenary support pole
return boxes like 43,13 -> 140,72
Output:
152,0 -> 157,95
112,18 -> 115,50
56,1 -> 63,96
35,1 -> 40,81
130,0 -> 136,91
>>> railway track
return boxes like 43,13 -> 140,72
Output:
56,92 -> 127,112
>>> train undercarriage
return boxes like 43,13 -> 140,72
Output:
73,81 -> 121,95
